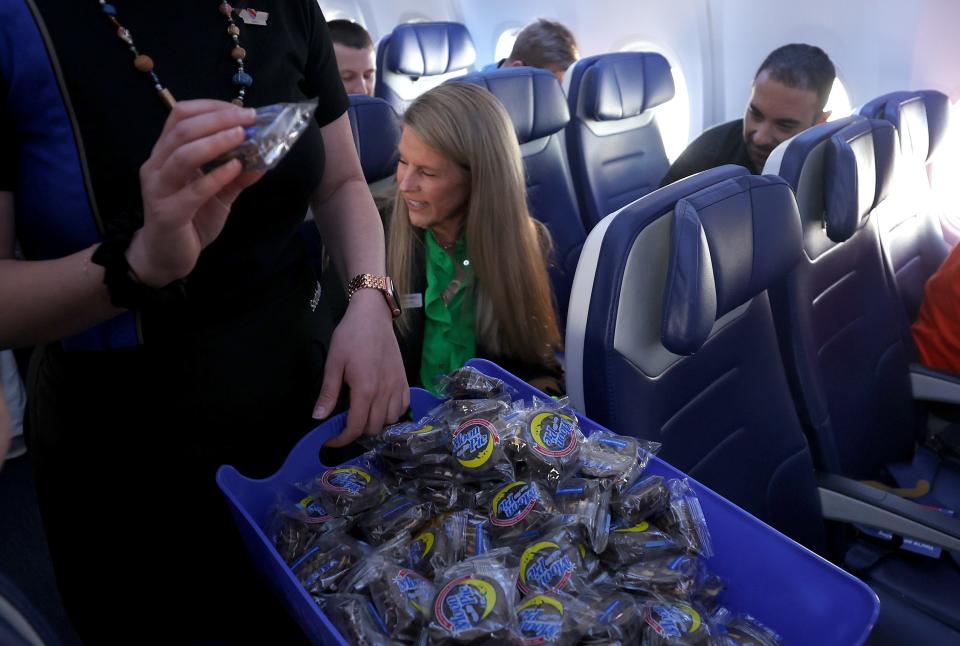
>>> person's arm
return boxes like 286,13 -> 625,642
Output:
0,101 -> 259,348
310,111 -> 409,446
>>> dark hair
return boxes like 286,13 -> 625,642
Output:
508,18 -> 579,73
755,44 -> 836,112
327,19 -> 374,50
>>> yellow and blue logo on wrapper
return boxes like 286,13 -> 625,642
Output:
385,422 -> 435,437
297,495 -> 332,523
452,418 -> 501,469
409,530 -> 436,568
391,568 -> 432,613
517,595 -> 566,645
490,481 -> 539,527
528,412 -> 578,458
434,575 -> 498,634
644,602 -> 702,638
319,467 -> 372,494
518,541 -> 576,595
613,520 -> 650,533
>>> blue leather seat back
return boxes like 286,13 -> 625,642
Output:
453,67 -> 586,327
565,52 -> 675,230
566,166 -> 825,550
767,118 -> 918,477
375,22 -> 476,114
859,90 -> 951,321
346,95 -> 401,184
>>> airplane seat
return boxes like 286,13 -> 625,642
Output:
451,66 -> 586,328
565,165 -> 826,550
374,22 -> 476,114
564,52 -> 675,231
859,90 -> 952,321
767,117 -> 960,631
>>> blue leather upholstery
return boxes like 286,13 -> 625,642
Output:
375,22 -> 476,113
565,52 -> 674,230
452,67 -> 586,328
859,90 -> 952,321
769,117 -> 916,477
582,53 -> 674,121
661,176 -> 802,355
346,95 -> 401,183
568,165 -> 826,550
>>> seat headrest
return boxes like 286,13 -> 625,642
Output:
580,52 -> 674,121
860,90 -> 951,163
385,22 -> 476,77
347,95 -> 401,183
661,175 -> 801,355
822,119 -> 897,243
453,67 -> 569,143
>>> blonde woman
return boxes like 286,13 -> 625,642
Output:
387,83 -> 563,394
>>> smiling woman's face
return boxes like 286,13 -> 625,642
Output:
396,126 -> 471,242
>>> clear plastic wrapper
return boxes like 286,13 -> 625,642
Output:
204,99 -> 318,172
374,417 -> 447,461
579,430 -> 660,493
268,494 -> 350,564
712,609 -> 783,646
290,533 -> 366,596
428,397 -> 510,430
516,527 -> 588,596
446,510 -> 495,561
448,410 -> 516,481
479,480 -> 556,541
509,401 -> 584,483
339,547 -> 435,642
357,493 -> 433,546
438,366 -> 507,400
657,479 -> 714,559
553,477 -> 611,554
301,455 -> 389,517
602,519 -> 683,566
613,475 -> 671,525
641,597 -> 715,645
612,554 -> 703,599
513,590 -> 599,646
580,588 -> 643,646
317,593 -> 403,646
405,521 -> 457,578
428,549 -> 518,644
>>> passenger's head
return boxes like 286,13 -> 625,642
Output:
504,19 -> 579,83
389,83 -> 560,364
743,43 -> 836,171
328,19 -> 376,96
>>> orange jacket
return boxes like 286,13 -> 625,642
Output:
913,242 -> 960,374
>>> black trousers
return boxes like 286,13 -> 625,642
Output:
26,272 -> 327,644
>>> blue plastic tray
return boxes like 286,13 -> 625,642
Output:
217,358 -> 879,645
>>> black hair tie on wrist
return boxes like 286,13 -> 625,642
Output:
91,215 -> 187,311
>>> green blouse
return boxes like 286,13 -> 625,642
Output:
420,230 -> 475,394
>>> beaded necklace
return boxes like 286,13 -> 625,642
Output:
97,1 -> 254,109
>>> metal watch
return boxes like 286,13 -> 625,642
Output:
347,274 -> 402,319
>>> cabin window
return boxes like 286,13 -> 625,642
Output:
621,42 -> 690,163
930,99 -> 960,238
824,77 -> 853,121
494,27 -> 521,63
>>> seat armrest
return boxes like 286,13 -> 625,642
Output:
911,363 -> 960,404
817,472 -> 960,551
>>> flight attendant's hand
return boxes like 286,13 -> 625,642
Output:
313,289 -> 410,446
127,100 -> 264,286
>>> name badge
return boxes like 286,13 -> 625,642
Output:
238,8 -> 269,26
401,293 -> 423,309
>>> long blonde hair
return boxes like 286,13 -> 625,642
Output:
387,83 -> 561,366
